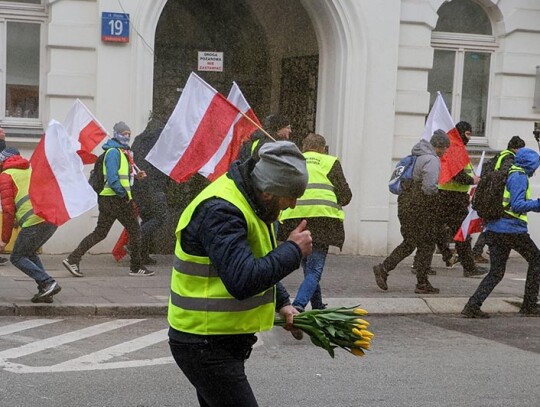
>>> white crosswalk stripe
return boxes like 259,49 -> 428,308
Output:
0,318 -> 172,374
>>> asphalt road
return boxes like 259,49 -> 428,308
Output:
0,315 -> 538,407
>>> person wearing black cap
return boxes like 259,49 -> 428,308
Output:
435,121 -> 487,278
373,130 -> 450,294
472,135 -> 526,262
236,113 -> 292,162
168,140 -> 312,406
62,121 -> 153,277
0,147 -> 61,303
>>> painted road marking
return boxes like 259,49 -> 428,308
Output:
0,319 -> 62,336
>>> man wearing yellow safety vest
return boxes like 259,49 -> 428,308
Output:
279,133 -> 352,311
168,141 -> 312,406
236,113 -> 292,162
435,121 -> 487,277
62,122 -> 152,277
0,147 -> 61,303
462,147 -> 540,318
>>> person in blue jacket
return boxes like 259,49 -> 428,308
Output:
462,147 -> 540,318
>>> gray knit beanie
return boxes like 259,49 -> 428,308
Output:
430,129 -> 450,148
251,141 -> 308,198
113,121 -> 131,134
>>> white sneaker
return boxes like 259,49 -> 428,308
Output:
129,267 -> 155,277
62,259 -> 83,277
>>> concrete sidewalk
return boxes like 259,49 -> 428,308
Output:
0,252 -> 530,317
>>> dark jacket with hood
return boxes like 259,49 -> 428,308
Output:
171,158 -> 302,339
486,147 -> 540,234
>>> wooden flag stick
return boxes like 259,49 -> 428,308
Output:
238,110 -> 276,142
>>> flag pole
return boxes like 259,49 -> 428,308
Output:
237,110 -> 276,142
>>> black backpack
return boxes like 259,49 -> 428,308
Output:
472,151 -> 513,221
88,152 -> 106,193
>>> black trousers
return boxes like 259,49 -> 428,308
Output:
69,195 -> 142,271
169,335 -> 258,407
467,231 -> 540,310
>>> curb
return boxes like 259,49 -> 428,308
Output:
0,297 -> 523,317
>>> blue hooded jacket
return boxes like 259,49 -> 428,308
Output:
486,147 -> 540,234
102,138 -> 131,198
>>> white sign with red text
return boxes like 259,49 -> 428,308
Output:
198,51 -> 223,72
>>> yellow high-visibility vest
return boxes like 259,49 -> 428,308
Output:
503,166 -> 528,222
3,167 -> 44,228
100,148 -> 132,199
439,162 -> 474,192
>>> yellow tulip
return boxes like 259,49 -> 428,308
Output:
352,348 -> 365,357
354,340 -> 371,349
354,308 -> 368,315
355,318 -> 370,326
360,330 -> 374,338
352,328 -> 363,337
355,324 -> 368,330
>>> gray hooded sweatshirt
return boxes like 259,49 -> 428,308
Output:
410,139 -> 441,196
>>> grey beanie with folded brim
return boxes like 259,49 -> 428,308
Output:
430,129 -> 450,148
251,141 -> 308,198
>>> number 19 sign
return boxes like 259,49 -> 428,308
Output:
101,12 -> 130,43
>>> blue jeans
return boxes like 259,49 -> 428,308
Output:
10,222 -> 57,284
169,335 -> 258,407
293,246 -> 328,310
467,231 -> 540,310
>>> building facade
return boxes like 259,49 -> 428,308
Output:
1,0 -> 539,255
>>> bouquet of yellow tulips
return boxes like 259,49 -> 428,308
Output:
275,305 -> 373,358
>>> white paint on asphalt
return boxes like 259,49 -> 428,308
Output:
0,319 -> 62,336
0,319 -> 174,374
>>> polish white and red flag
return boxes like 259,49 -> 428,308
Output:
421,92 -> 471,185
454,152 -> 485,241
146,72 -> 242,182
200,82 -> 261,181
64,99 -> 108,164
29,120 -> 98,226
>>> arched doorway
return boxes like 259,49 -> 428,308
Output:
153,0 -> 319,147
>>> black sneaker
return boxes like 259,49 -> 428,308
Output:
142,256 -> 157,265
445,254 -> 459,268
0,257 -> 8,266
414,281 -> 440,294
62,259 -> 83,277
519,306 -> 540,317
31,294 -> 54,304
32,281 -> 61,303
464,267 -> 488,278
461,305 -> 490,318
129,267 -> 155,277
373,264 -> 388,291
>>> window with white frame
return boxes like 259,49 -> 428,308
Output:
428,0 -> 497,141
0,1 -> 46,131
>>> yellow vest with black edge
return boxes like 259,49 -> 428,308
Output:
503,166 -> 528,222
494,150 -> 514,171
3,168 -> 44,228
168,175 -> 276,335
100,148 -> 132,199
439,162 -> 474,192
251,139 -> 260,155
280,151 -> 344,221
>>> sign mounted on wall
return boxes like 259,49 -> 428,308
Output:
101,12 -> 130,43
198,51 -> 224,72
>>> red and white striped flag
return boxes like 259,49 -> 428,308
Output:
422,92 -> 471,185
146,72 -> 241,182
64,99 -> 108,164
454,152 -> 485,241
201,82 -> 261,181
29,120 -> 97,226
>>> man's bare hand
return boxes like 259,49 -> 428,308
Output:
135,170 -> 147,180
0,241 -> 7,252
287,219 -> 312,257
278,304 -> 303,340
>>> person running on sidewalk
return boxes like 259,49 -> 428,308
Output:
62,122 -> 154,277
168,141 -> 311,406
462,147 -> 540,318
0,127 -> 11,267
435,121 -> 487,278
279,133 -> 352,311
373,130 -> 450,294
0,148 -> 61,303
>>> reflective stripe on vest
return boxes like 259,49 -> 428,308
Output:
439,162 -> 474,192
3,168 -> 44,228
503,166 -> 528,222
168,174 -> 276,335
100,148 -> 132,199
280,152 -> 344,221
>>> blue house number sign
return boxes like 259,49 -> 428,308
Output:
101,12 -> 130,43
